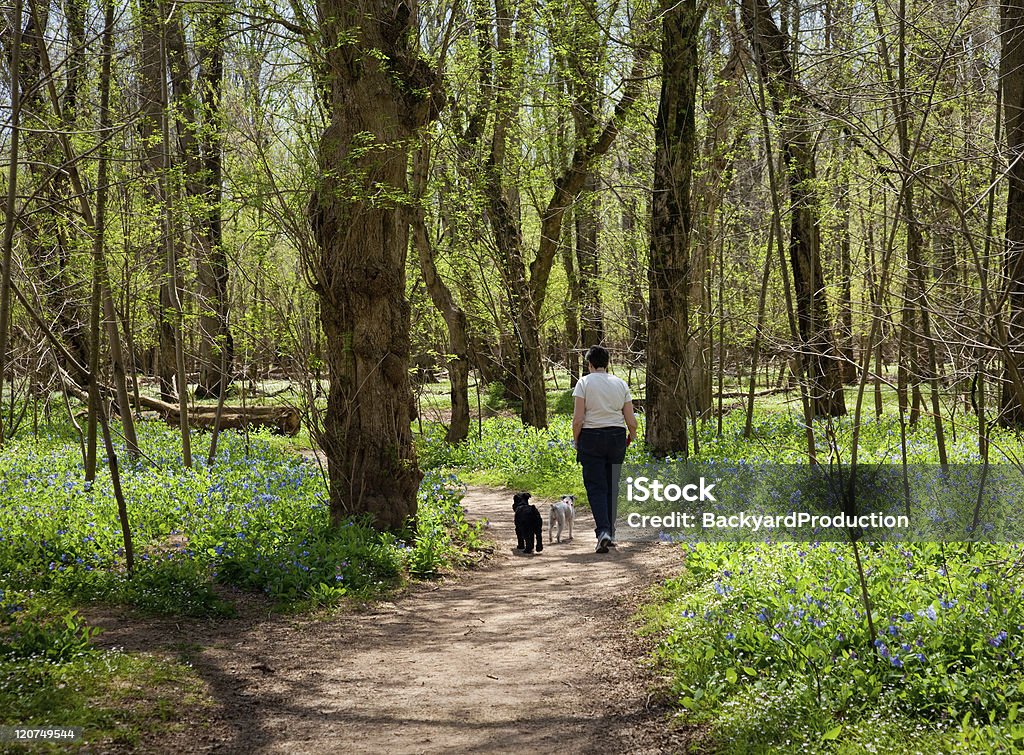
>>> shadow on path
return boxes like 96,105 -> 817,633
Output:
87,486 -> 702,754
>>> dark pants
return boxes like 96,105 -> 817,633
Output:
577,427 -> 627,538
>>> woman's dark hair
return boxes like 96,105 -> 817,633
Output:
585,345 -> 610,369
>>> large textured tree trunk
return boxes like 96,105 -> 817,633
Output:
646,0 -> 703,456
1002,0 -> 1024,426
742,0 -> 847,418
309,0 -> 439,528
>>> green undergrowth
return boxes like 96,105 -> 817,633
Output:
641,541 -> 1024,753
0,639 -> 211,751
1,423 -> 482,614
1,420 -> 483,746
0,586 -> 212,749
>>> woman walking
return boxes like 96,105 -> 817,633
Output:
572,345 -> 638,553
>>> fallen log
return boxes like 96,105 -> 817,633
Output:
186,406 -> 302,436
67,377 -> 302,436
142,396 -> 302,436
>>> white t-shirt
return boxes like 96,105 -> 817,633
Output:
572,372 -> 632,429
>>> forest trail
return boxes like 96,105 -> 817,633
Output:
91,487 -> 696,754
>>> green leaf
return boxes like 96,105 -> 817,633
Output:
725,668 -> 738,684
821,725 -> 842,741
742,666 -> 757,677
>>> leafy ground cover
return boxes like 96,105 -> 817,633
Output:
419,410 -> 1024,752
1,420 -> 483,742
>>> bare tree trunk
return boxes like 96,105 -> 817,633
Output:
308,0 -> 440,527
411,142 -> 471,444
1002,0 -> 1024,426
742,0 -> 846,418
23,0 -> 140,457
575,173 -> 603,357
568,2 -> 604,359
136,0 -> 171,399
837,151 -> 856,383
195,3 -> 233,399
476,0 -> 547,427
94,0 -> 135,570
560,218 -> 581,386
7,3 -> 92,385
646,0 -> 703,456
0,0 -> 23,447
159,10 -> 192,466
692,41 -> 743,416
620,185 -> 647,365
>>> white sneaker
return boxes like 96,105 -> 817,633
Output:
596,533 -> 611,553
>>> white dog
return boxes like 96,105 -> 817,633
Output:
548,495 -> 576,543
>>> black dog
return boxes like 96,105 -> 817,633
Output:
513,492 -> 543,554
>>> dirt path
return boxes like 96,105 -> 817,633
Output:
90,488 -> 696,754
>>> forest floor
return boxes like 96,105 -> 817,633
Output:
83,487 -> 705,754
